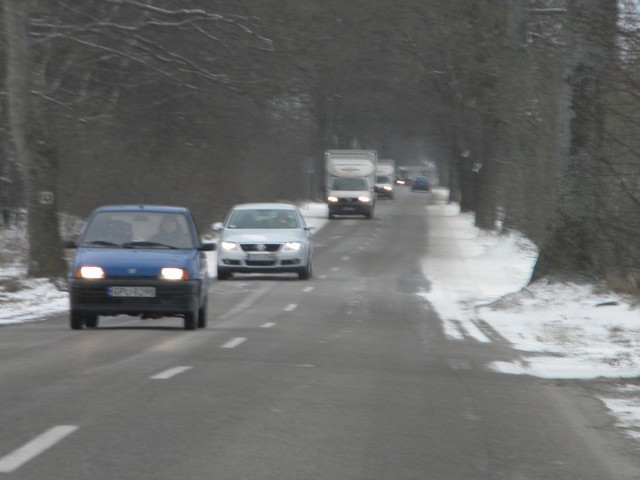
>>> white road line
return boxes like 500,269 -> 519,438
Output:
151,366 -> 193,380
0,425 -> 79,473
221,337 -> 246,349
261,322 -> 276,328
341,256 -> 350,261
303,286 -> 314,293
331,267 -> 340,272
283,303 -> 297,312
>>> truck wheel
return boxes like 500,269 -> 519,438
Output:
85,314 -> 99,328
70,311 -> 85,330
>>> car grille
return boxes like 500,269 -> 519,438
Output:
240,243 -> 281,252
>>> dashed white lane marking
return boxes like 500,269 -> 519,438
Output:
283,303 -> 297,312
0,425 -> 79,473
341,256 -> 350,261
221,337 -> 247,349
261,322 -> 276,328
151,366 -> 193,379
331,267 -> 340,272
303,286 -> 314,293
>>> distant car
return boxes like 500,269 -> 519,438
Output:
375,174 -> 395,199
213,203 -> 314,280
411,175 -> 432,192
66,205 -> 214,330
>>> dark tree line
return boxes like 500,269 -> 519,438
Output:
3,0 -> 640,293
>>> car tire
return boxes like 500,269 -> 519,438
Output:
70,311 -> 85,330
197,297 -> 208,328
85,314 -> 99,328
184,298 -> 198,330
217,268 -> 232,280
298,259 -> 312,280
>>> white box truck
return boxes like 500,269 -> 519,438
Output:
375,159 -> 396,199
324,149 -> 377,219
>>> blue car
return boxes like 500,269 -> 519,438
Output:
66,205 -> 215,330
411,175 -> 432,192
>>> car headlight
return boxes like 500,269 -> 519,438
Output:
358,196 -> 371,203
75,266 -> 105,279
221,241 -> 239,251
160,267 -> 189,280
327,196 -> 338,203
383,186 -> 392,191
284,241 -> 302,251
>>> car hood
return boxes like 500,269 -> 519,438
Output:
221,229 -> 307,243
73,247 -> 198,276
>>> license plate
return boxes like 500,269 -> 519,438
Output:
108,286 -> 156,297
247,253 -> 276,261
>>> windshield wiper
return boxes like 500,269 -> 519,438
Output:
84,240 -> 121,247
122,241 -> 177,249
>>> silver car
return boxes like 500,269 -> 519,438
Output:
213,203 -> 314,280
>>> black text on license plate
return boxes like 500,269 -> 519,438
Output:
109,286 -> 156,297
247,253 -> 275,261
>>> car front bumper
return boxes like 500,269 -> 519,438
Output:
69,278 -> 202,316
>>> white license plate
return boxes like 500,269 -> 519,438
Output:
109,286 -> 156,297
247,253 -> 276,261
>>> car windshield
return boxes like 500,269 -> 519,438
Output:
227,209 -> 300,229
376,175 -> 393,183
332,178 -> 367,191
81,211 -> 194,248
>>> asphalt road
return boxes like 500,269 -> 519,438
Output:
1,188 -> 639,479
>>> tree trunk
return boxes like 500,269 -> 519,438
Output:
4,0 -> 66,279
531,0 -> 617,282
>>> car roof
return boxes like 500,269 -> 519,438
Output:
230,203 -> 297,211
92,205 -> 190,214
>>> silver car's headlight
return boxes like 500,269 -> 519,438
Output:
284,241 -> 302,251
358,196 -> 371,203
221,241 -> 239,251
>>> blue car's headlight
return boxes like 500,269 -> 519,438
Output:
160,267 -> 189,280
75,266 -> 105,279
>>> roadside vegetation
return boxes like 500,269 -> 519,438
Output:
2,1 -> 640,295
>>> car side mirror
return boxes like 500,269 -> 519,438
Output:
201,242 -> 216,251
63,240 -> 77,249
212,222 -> 224,232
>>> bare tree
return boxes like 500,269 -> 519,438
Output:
531,0 -> 618,281
3,0 -> 67,278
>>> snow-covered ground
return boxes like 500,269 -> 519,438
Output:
1,193 -> 640,442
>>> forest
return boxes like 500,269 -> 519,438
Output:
2,0 -> 640,292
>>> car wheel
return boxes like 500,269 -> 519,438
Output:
217,268 -> 231,280
328,212 -> 335,219
85,314 -> 99,328
184,299 -> 198,330
365,211 -> 372,219
298,259 -> 312,280
70,311 -> 85,330
197,297 -> 208,328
